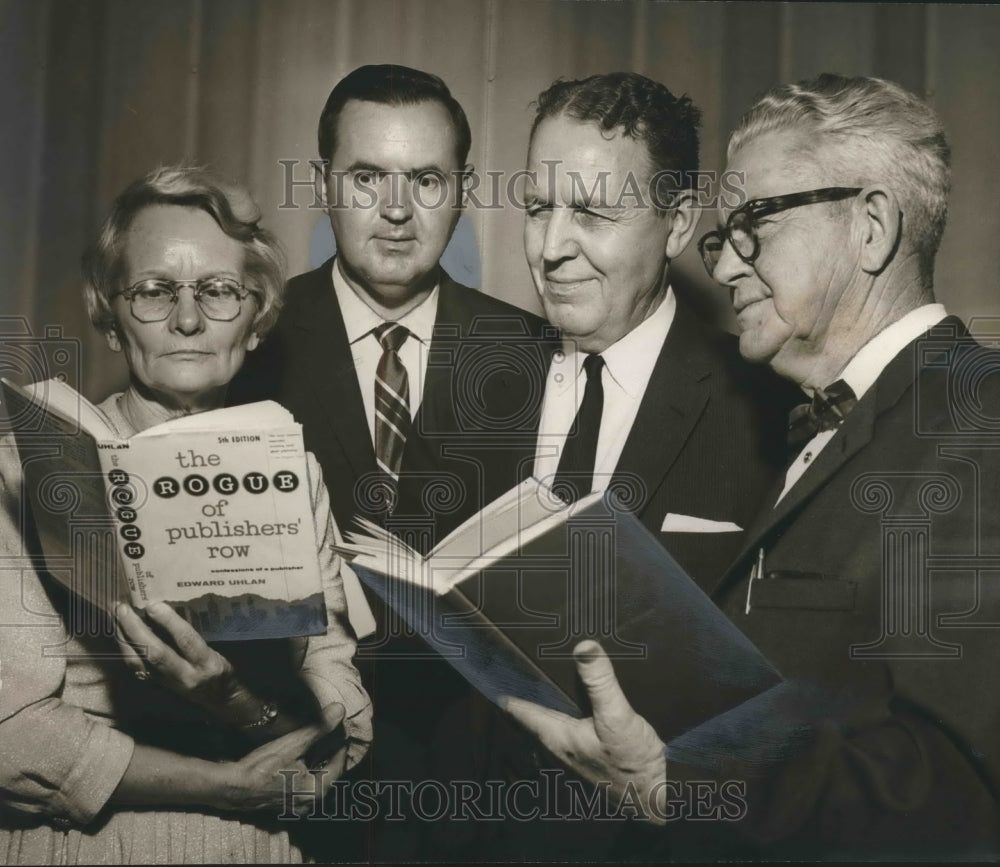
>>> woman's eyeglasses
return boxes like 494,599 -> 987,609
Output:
114,277 -> 258,322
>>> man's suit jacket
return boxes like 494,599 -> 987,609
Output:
230,257 -> 553,552
661,317 -> 1000,858
478,300 -> 796,862
229,260 -> 555,845
590,299 -> 794,591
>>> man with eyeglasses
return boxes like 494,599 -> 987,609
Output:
506,74 -> 1000,859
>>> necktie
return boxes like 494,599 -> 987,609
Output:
373,322 -> 411,483
553,353 -> 605,503
786,379 -> 857,452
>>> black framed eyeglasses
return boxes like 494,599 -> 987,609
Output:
698,187 -> 863,276
114,277 -> 258,323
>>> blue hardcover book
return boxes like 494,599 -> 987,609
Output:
341,479 -> 781,741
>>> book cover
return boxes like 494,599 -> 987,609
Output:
2,377 -> 326,641
344,481 -> 781,741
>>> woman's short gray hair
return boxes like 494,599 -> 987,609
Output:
728,74 -> 951,281
83,165 -> 285,337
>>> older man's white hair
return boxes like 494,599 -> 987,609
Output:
729,73 -> 951,284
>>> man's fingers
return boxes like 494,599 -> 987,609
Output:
574,640 -> 667,762
573,640 -> 635,732
501,696 -> 580,754
145,600 -> 215,666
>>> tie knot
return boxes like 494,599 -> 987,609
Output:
374,321 -> 409,352
582,353 -> 605,381
787,378 -> 858,450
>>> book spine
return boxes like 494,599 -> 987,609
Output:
95,443 -> 145,606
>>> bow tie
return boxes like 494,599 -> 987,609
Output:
787,379 -> 858,451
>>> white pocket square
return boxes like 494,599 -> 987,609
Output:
660,513 -> 743,533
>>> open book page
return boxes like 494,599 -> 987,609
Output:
1,377 -> 127,611
426,479 -> 563,560
4,377 -> 118,441
339,480 -> 604,594
423,479 -> 536,561
345,516 -> 421,559
342,516 -> 435,588
430,484 -> 603,591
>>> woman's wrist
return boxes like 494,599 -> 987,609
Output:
111,745 -> 238,811
206,758 -> 245,813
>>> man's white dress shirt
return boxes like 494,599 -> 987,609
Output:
776,304 -> 948,504
332,261 -> 438,446
533,288 -> 677,493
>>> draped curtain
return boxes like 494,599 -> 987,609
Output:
3,0 -> 999,400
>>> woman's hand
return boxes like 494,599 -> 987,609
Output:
115,600 -> 259,723
112,703 -> 348,816
215,703 -> 348,815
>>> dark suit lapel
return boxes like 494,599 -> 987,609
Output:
738,391 -> 878,555
612,302 -> 710,515
289,257 -> 376,478
410,275 -> 462,441
709,320 -> 954,598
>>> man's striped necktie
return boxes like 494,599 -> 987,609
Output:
373,321 -> 411,483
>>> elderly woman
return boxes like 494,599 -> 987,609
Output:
0,166 -> 372,863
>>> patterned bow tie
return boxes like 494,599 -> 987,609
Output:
787,379 -> 858,451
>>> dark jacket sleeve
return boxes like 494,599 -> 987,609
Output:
663,676 -> 998,859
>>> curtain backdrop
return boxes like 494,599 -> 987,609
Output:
3,0 -> 999,399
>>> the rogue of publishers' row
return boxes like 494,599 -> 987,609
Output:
107,468 -> 301,501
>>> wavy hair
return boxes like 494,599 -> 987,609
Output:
83,165 -> 286,338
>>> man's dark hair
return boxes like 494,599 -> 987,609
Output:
318,64 -> 472,168
532,72 -> 701,197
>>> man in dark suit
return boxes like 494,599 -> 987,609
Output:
525,73 -> 789,589
230,64 -> 550,860
475,72 -> 793,862
506,74 -> 1000,859
233,64 -> 549,550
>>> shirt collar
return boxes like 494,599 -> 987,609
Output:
836,303 -> 947,400
559,287 -> 676,398
331,258 -> 439,345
